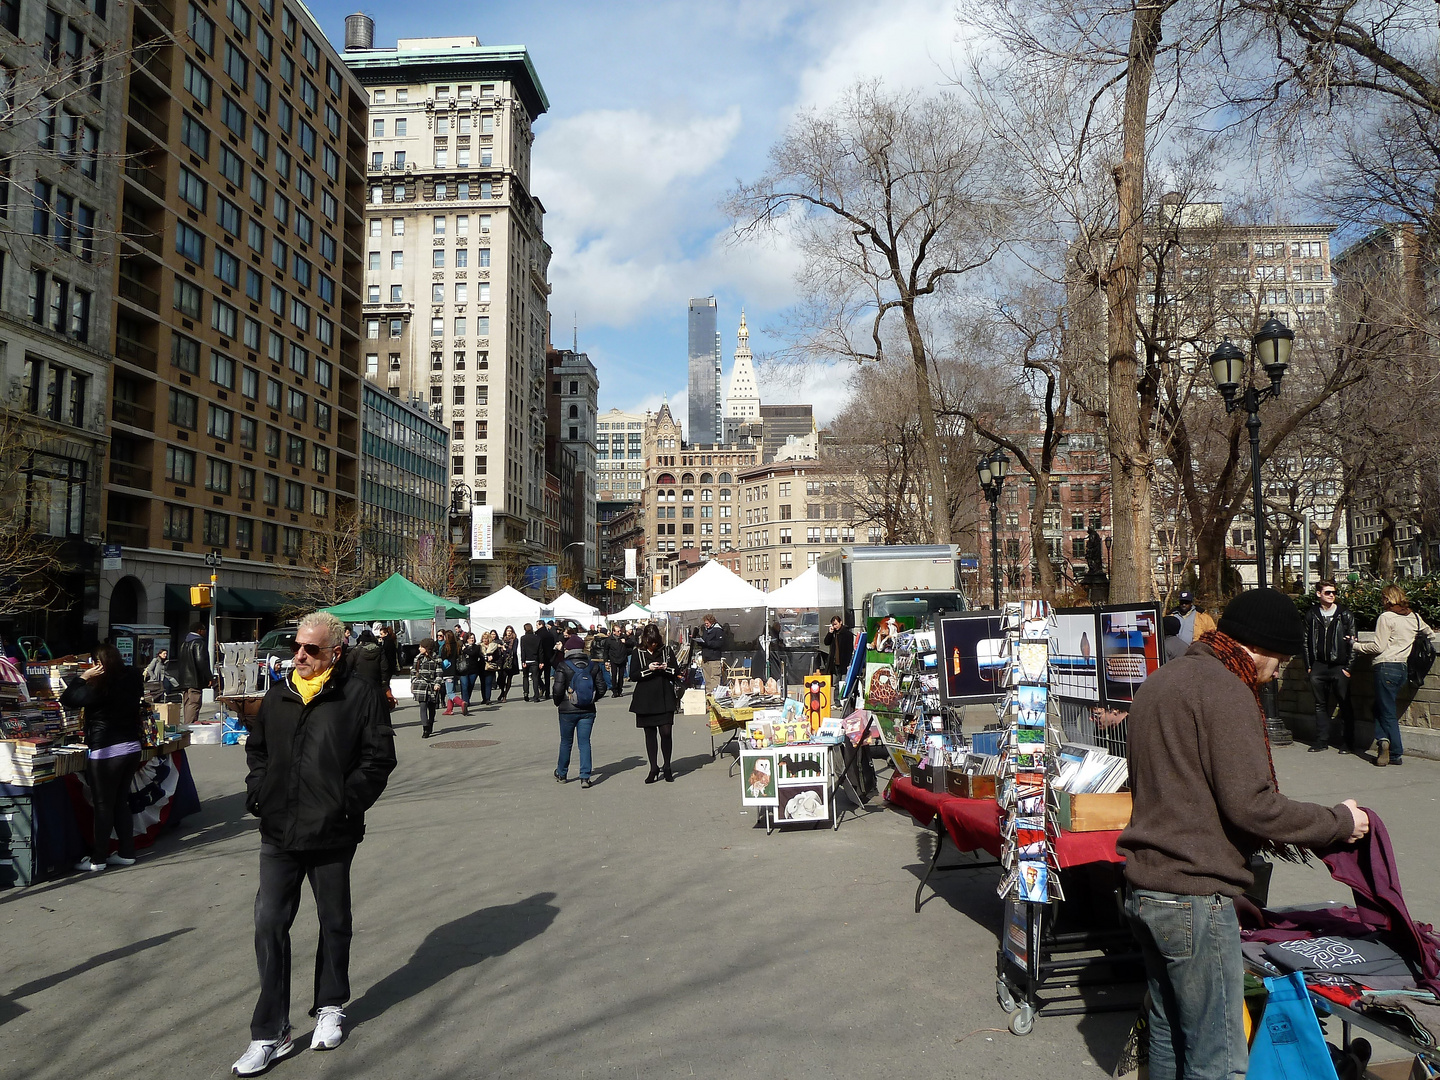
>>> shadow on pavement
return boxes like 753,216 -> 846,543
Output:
0,928 -> 195,1025
591,755 -> 646,782
669,753 -> 717,779
346,893 -> 559,1027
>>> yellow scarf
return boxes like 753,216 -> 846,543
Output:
290,666 -> 333,705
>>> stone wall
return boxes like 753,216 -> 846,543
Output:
1276,653 -> 1440,759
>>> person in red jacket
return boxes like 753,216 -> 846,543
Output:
1119,588 -> 1369,1080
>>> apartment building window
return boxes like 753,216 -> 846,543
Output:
210,351 -> 235,389
175,222 -> 204,263
166,446 -> 196,484
239,417 -> 257,449
779,528 -> 791,545
206,458 -> 232,494
807,527 -> 820,543
207,404 -> 233,441
169,389 -> 199,430
313,445 -> 329,473
162,504 -> 194,542
432,249 -> 445,268
188,2 -> 215,54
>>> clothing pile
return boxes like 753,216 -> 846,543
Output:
1239,813 -> 1440,1047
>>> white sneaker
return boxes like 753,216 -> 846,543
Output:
312,1006 -> 344,1050
74,857 -> 105,873
232,1030 -> 295,1075
106,853 -> 137,867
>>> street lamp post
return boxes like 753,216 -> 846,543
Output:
977,448 -> 1009,609
1208,314 -> 1295,743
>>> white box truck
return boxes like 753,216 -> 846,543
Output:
815,545 -> 968,642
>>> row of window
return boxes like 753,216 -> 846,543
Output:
162,506 -> 310,555
364,281 -> 493,304
164,446 -> 328,499
371,146 -> 494,170
372,84 -> 496,105
22,356 -> 88,429
372,112 -> 496,139
165,384 -> 332,442
41,6 -> 104,98
31,181 -> 98,261
27,271 -> 92,343
367,181 -> 497,204
370,215 -> 493,240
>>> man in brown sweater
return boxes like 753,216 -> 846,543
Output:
1119,587 -> 1369,1080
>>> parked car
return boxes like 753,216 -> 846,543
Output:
257,625 -> 298,658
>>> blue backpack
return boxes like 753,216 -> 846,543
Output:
564,660 -> 600,708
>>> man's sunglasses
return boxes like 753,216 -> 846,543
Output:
292,640 -> 335,657
1319,590 -> 1336,596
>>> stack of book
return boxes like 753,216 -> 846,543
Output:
0,737 -> 58,784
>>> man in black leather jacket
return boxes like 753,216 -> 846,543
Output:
1303,580 -> 1358,754
175,620 -> 213,728
606,623 -> 634,697
235,611 -> 396,1073
519,623 -> 540,700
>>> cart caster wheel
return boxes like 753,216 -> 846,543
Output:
996,980 -> 1017,1013
1009,1005 -> 1035,1036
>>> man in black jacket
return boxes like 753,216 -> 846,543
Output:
175,620 -> 213,728
519,623 -> 539,700
606,622 -> 632,697
699,614 -> 726,689
234,611 -> 396,1075
1304,579 -> 1358,754
824,616 -> 854,687
535,620 -> 558,698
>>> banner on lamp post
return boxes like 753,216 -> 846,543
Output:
624,547 -> 637,579
470,505 -> 493,560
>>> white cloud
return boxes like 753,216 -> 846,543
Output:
755,361 -> 853,426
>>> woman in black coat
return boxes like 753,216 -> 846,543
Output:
627,623 -> 681,784
61,643 -> 147,872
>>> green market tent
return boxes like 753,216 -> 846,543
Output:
324,573 -> 469,621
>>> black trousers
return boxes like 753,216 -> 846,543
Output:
86,751 -> 141,861
251,843 -> 355,1039
1310,663 -> 1355,748
537,662 -> 552,697
608,660 -> 625,695
522,663 -> 537,699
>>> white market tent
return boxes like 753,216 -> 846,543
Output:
648,560 -> 768,613
550,591 -> 605,626
611,601 -> 651,622
764,566 -> 822,609
468,585 -> 544,634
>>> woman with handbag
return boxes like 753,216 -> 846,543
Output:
628,623 -> 681,784
455,632 -> 481,715
411,638 -> 444,738
480,630 -> 504,705
1351,584 -> 1440,766
496,626 -> 519,703
62,643 -> 147,871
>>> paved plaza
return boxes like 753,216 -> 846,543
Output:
2,695 -> 1437,1080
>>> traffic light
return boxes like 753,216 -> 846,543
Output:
190,585 -> 212,608
605,578 -> 618,590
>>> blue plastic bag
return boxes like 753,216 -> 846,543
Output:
1247,971 -> 1340,1080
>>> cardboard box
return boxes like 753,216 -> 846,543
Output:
682,688 -> 707,716
1367,1057 -> 1437,1080
964,775 -> 997,801
1057,790 -> 1132,832
162,702 -> 184,728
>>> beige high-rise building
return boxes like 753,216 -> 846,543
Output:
596,408 -> 645,501
344,27 -> 551,593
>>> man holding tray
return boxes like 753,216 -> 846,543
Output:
1119,588 -> 1369,1080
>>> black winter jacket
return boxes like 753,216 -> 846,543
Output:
628,646 -> 681,716
1304,605 -> 1357,669
61,668 -> 146,750
606,632 -> 633,665
345,641 -> 389,690
244,669 -> 396,851
176,632 -> 212,690
552,651 -> 610,713
535,628 -> 557,665
700,623 -> 725,661
520,631 -> 539,662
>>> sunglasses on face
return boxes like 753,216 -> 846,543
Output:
1320,590 -> 1336,597
292,640 -> 334,657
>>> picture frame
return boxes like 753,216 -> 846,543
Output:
739,751 -> 779,806
1098,603 -> 1164,704
934,611 -> 1008,705
1048,608 -> 1101,703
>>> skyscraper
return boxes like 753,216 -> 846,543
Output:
687,297 -> 720,446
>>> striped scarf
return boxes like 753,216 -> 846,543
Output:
1196,629 -> 1309,864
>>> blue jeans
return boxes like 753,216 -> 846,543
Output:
1372,662 -> 1407,758
459,674 -> 477,704
480,671 -> 495,704
1124,889 -> 1246,1080
556,711 -> 595,780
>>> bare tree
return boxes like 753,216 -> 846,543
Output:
406,533 -> 461,600
0,408 -> 69,619
285,506 -> 367,614
727,82 -> 1019,544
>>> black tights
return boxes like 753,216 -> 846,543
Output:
643,724 -> 673,771
87,751 -> 141,861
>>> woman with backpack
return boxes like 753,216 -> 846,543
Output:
551,634 -> 609,787
61,643 -> 147,872
628,624 -> 681,784
411,638 -> 445,738
1352,584 -> 1440,767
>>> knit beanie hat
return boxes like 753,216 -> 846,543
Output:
1217,588 -> 1305,656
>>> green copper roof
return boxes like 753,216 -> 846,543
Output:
342,44 -> 550,117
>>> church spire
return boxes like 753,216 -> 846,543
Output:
725,310 -> 761,424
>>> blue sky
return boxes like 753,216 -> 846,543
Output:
309,0 -> 968,432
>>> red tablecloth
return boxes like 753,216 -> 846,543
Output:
886,776 -> 1124,868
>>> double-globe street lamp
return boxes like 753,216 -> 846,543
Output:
977,448 -> 1010,609
1208,314 -> 1295,741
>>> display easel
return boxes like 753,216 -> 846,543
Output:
761,743 -> 843,833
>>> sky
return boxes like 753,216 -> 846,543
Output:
308,0 -> 971,435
